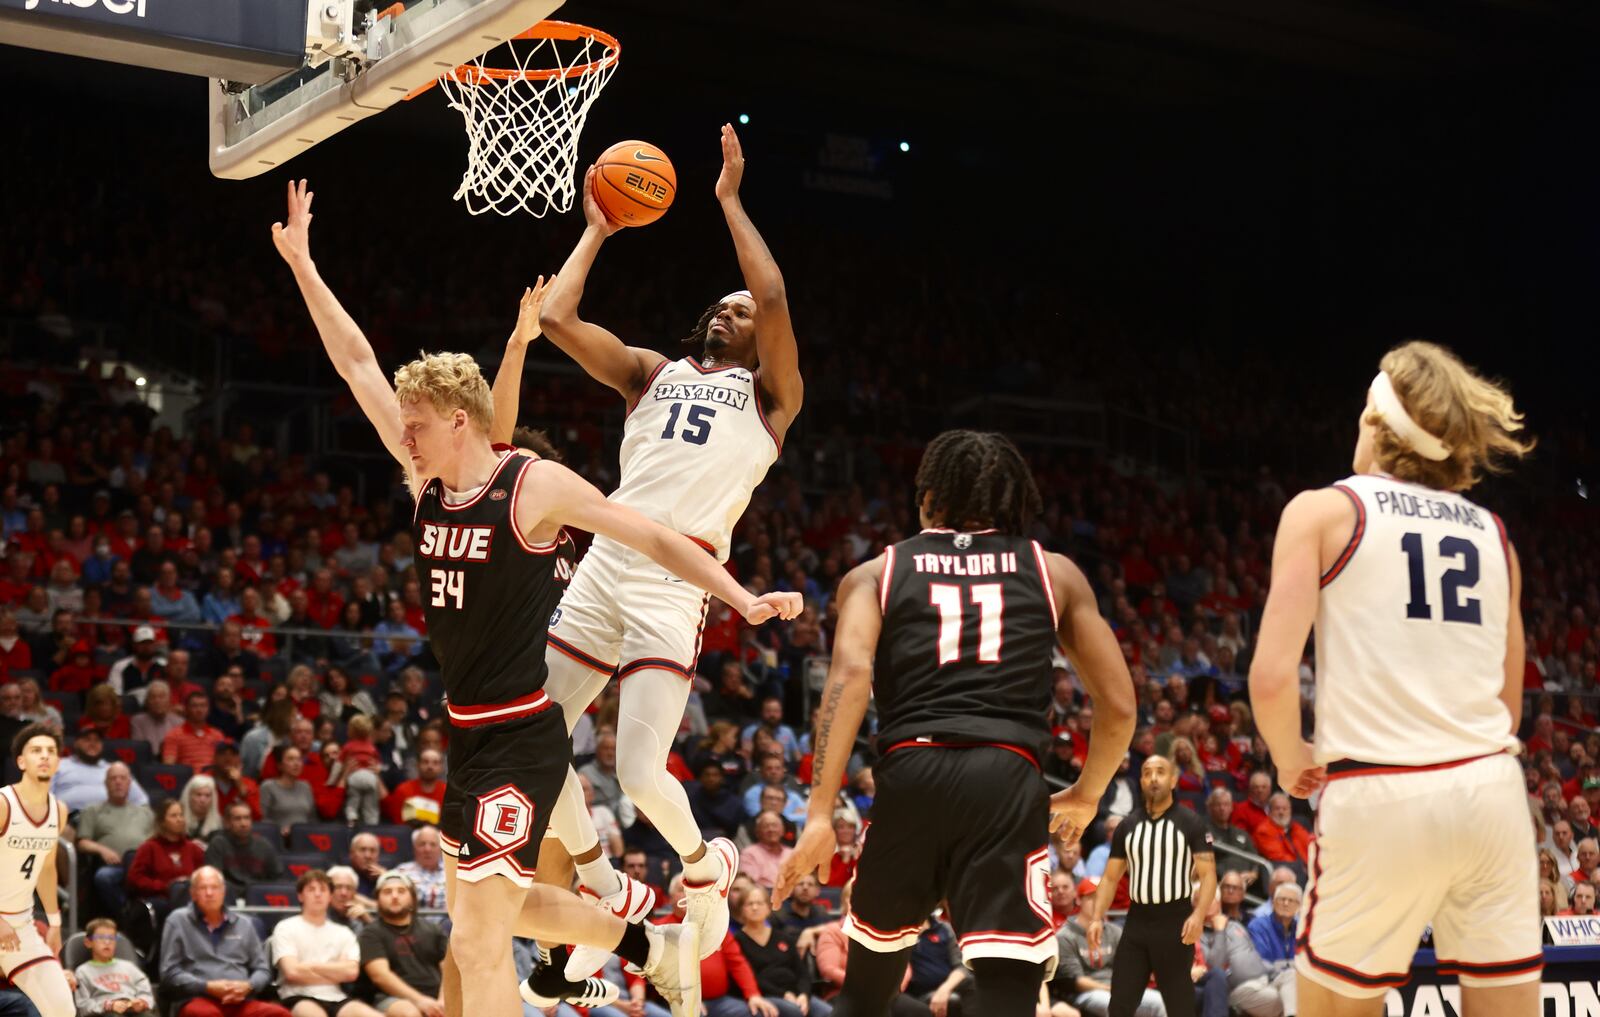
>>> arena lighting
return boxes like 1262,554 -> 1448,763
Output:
899,140 -> 910,152
135,377 -> 147,386
738,113 -> 750,124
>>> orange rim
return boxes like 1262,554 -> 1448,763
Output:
451,20 -> 619,83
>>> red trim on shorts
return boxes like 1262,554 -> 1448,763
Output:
547,634 -> 616,676
847,915 -> 923,945
879,546 -> 896,613
1319,485 -> 1365,587
1301,946 -> 1412,988
1434,954 -> 1544,978
958,928 -> 1054,948
626,359 -> 672,417
1323,750 -> 1506,782
681,534 -> 717,556
881,739 -> 1040,770
446,690 -> 554,727
3,956 -> 62,979
689,594 -> 710,667
616,658 -> 694,681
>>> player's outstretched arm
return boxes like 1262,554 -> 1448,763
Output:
715,124 -> 803,436
270,179 -> 411,481
775,558 -> 882,904
537,168 -> 666,404
515,458 -> 799,624
490,277 -> 551,445
1048,552 -> 1137,842
1250,489 -> 1347,798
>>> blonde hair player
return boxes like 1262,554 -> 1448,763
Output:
1249,341 -> 1537,1017
497,123 -> 803,984
0,725 -> 74,1017
270,179 -> 801,1017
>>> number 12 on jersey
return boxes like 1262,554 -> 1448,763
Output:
929,583 -> 1005,664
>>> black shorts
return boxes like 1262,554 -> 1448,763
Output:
844,744 -> 1056,969
279,997 -> 365,1016
439,705 -> 569,888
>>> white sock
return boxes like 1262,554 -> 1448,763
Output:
682,843 -> 718,885
578,855 -> 623,898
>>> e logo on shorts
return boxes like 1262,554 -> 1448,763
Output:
474,785 -> 534,850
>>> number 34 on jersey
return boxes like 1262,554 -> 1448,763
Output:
419,521 -> 574,609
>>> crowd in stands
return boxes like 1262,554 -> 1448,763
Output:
2,199 -> 1598,1012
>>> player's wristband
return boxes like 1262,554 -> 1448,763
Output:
47,913 -> 61,927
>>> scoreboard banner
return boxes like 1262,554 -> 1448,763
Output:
0,0 -> 305,83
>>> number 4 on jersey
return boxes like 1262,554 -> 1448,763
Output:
929,583 -> 1005,664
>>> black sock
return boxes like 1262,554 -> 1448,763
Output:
615,922 -> 652,969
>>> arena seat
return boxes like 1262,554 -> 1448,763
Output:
289,822 -> 351,857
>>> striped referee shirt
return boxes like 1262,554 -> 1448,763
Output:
1109,802 -> 1214,905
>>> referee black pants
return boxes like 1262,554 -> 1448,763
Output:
1108,900 -> 1195,1017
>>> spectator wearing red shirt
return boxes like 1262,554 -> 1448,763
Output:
0,553 -> 35,607
380,747 -> 445,824
163,691 -> 230,770
1049,871 -> 1080,930
227,588 -> 277,659
81,683 -> 133,740
208,743 -> 262,820
0,608 -> 32,679
1231,771 -> 1272,833
304,569 -> 344,630
1251,794 -> 1312,872
259,715 -> 344,820
128,798 -> 208,915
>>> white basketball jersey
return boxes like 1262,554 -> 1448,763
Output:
604,358 -> 780,562
1313,473 -> 1517,767
0,785 -> 61,913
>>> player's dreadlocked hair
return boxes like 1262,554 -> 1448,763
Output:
682,301 -> 721,346
913,430 -> 1042,535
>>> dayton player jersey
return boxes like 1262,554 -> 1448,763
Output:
412,452 -> 576,727
1313,473 -> 1516,766
873,530 -> 1060,758
0,785 -> 61,913
604,358 -> 780,562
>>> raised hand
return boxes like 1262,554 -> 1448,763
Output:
270,178 -> 316,269
774,821 -> 835,905
511,275 -> 552,348
715,123 -> 744,203
581,166 -> 622,237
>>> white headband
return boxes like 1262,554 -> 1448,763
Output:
718,289 -> 752,305
1369,371 -> 1451,461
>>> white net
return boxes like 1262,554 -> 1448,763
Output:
436,24 -> 619,217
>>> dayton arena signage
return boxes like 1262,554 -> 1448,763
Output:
1382,946 -> 1600,1017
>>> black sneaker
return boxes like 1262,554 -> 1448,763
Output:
521,943 -> 621,1009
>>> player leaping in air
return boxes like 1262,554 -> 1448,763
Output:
271,179 -> 801,1017
498,123 -> 803,981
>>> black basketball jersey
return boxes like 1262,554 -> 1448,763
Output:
873,529 -> 1060,759
411,452 -> 576,727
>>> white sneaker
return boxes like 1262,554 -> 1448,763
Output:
565,874 -> 659,980
520,943 -> 621,1009
680,837 -> 738,960
641,922 -> 701,1017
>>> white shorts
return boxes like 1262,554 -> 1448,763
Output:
545,538 -> 711,696
0,911 -> 58,980
1296,752 -> 1542,997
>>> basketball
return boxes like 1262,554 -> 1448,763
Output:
592,140 -> 677,226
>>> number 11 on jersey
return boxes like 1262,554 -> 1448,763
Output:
929,582 -> 1005,664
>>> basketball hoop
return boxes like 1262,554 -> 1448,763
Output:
421,21 -> 619,217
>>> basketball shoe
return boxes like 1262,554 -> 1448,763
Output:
565,873 -> 659,980
681,837 -> 739,959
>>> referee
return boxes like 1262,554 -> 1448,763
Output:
1085,754 -> 1217,1017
